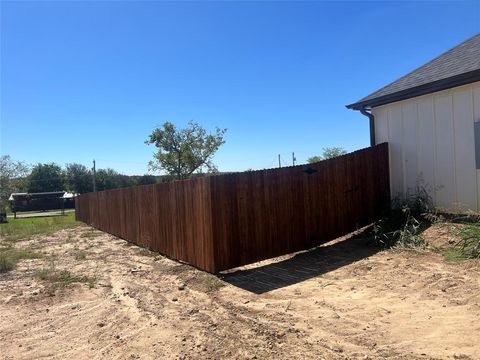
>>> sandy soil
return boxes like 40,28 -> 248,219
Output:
0,224 -> 479,360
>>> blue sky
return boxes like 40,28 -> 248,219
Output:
1,1 -> 479,175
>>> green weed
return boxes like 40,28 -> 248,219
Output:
137,247 -> 157,257
371,188 -> 434,249
0,247 -> 43,273
80,230 -> 100,239
36,260 -> 97,288
454,223 -> 480,259
430,216 -> 480,261
73,248 -> 88,260
203,274 -> 225,292
0,253 -> 15,273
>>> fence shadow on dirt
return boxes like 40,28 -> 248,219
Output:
220,229 -> 380,294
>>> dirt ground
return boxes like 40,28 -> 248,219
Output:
1,224 -> 479,360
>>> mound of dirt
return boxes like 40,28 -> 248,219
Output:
422,223 -> 465,248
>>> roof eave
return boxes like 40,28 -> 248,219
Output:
346,69 -> 480,110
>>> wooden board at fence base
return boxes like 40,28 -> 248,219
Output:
76,143 -> 390,273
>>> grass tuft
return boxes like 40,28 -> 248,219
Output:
36,261 -> 97,288
455,223 -> 480,259
203,274 -> 225,292
137,247 -> 157,257
0,254 -> 15,273
80,230 -> 101,239
73,248 -> 88,260
0,247 -> 43,273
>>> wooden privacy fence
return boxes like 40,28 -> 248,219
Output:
76,143 -> 390,273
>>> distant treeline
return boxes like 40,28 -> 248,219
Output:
3,159 -> 171,197
27,163 -> 179,194
1,156 -> 219,211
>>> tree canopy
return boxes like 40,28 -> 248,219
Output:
0,155 -> 29,211
65,163 -> 93,194
0,156 -> 163,211
306,156 -> 322,164
307,147 -> 348,164
321,147 -> 348,159
307,147 -> 347,164
146,121 -> 226,180
27,163 -> 64,193
137,174 -> 157,186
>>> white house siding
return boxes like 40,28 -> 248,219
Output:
372,81 -> 480,212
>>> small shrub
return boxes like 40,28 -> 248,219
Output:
371,188 -> 434,249
455,224 -> 480,259
373,187 -> 480,258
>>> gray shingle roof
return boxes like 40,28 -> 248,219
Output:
347,33 -> 480,110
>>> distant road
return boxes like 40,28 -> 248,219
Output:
11,209 -> 75,219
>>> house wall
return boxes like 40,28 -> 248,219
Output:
372,81 -> 480,212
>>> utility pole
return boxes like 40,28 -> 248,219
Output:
292,152 -> 296,166
278,154 -> 281,168
93,160 -> 96,192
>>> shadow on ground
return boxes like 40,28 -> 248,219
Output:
220,232 -> 380,294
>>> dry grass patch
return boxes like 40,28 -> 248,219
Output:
72,246 -> 89,260
0,246 -> 43,273
202,274 -> 225,292
35,259 -> 97,288
80,229 -> 102,239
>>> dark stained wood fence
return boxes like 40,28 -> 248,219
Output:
76,143 -> 390,272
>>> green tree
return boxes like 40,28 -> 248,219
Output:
0,155 -> 29,211
307,147 -> 348,164
27,163 -> 65,193
95,168 -> 121,191
145,121 -> 227,180
116,174 -> 135,188
94,169 -> 134,191
322,147 -> 348,159
137,174 -> 157,186
306,156 -> 322,164
65,163 -> 93,194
